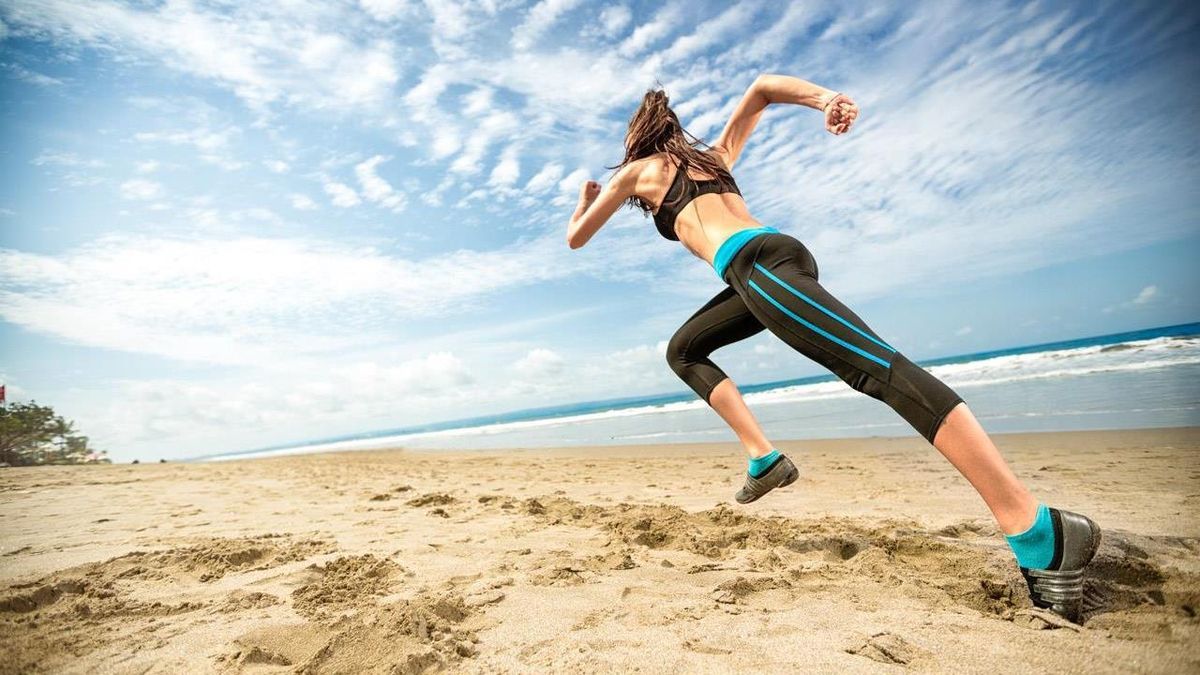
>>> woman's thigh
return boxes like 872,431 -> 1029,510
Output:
726,234 -> 895,390
724,232 -> 963,442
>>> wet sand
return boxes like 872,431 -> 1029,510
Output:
1,427 -> 1197,673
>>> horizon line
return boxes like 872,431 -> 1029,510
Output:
187,319 -> 1200,462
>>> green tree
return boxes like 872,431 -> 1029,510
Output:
0,402 -> 57,465
0,401 -> 107,466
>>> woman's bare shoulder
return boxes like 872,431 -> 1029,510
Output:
624,153 -> 671,182
633,152 -> 670,169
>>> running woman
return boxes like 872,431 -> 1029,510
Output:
565,74 -> 1101,622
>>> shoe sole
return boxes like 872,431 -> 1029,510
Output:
1022,515 -> 1102,623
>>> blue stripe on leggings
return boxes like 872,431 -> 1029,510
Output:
753,263 -> 895,354
747,279 -> 893,369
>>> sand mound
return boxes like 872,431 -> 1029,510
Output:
405,492 -> 457,508
291,554 -> 408,618
216,623 -> 332,670
219,590 -> 281,613
0,534 -> 330,673
1078,531 -> 1200,634
146,535 -> 331,582
481,493 -> 1200,629
221,588 -> 483,674
63,534 -> 334,584
526,545 -> 644,587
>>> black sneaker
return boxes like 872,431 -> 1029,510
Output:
1019,507 -> 1102,623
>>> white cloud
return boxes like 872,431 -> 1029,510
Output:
511,0 -> 583,51
524,162 -> 563,193
575,340 -> 677,394
92,351 -> 474,450
290,193 -> 319,211
358,0 -> 415,22
135,160 -> 160,173
449,110 -> 520,176
31,151 -> 106,186
2,0 -> 401,111
429,123 -> 464,160
0,229 -> 672,366
617,3 -> 677,56
236,207 -> 282,225
598,5 -> 632,38
5,62 -> 64,86
489,145 -> 521,187
402,62 -> 453,114
264,159 -> 289,173
739,3 -> 827,62
1133,285 -> 1158,305
135,127 -> 243,170
657,2 -> 759,67
955,325 -> 973,336
554,166 -> 588,196
119,178 -> 162,200
820,4 -> 893,43
469,46 -> 649,119
323,181 -> 361,207
33,151 -> 105,168
354,155 -> 407,211
1104,284 -> 1161,313
424,0 -> 471,38
419,174 -> 456,207
461,85 -> 494,117
513,348 -> 565,378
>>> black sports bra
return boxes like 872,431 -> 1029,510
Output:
652,158 -> 742,241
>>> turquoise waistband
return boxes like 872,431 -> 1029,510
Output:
713,226 -> 779,281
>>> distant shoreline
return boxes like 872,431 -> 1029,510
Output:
208,425 -> 1200,461
195,321 -> 1200,463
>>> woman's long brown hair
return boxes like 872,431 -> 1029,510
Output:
605,85 -> 737,218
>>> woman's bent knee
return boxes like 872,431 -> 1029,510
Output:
882,353 -> 964,443
665,334 -> 730,402
665,331 -> 692,377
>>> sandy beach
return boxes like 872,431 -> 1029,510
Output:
1,427 -> 1197,673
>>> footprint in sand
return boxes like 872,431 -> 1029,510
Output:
845,632 -> 927,665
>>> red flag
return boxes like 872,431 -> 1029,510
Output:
0,384 -> 5,405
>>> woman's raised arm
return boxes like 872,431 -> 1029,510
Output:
711,74 -> 858,169
750,74 -> 860,136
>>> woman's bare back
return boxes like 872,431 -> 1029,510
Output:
640,149 -> 763,264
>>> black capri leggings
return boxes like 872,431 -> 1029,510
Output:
666,231 -> 963,444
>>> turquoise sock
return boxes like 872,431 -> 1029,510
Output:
748,449 -> 781,478
1004,503 -> 1056,569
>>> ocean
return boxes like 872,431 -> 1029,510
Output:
200,322 -> 1200,461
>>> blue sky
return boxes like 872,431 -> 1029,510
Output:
1,0 -> 1197,461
